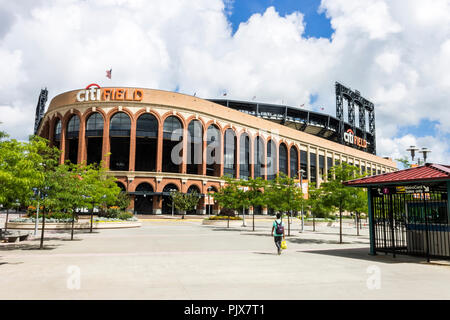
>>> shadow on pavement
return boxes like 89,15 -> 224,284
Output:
287,237 -> 368,245
0,243 -> 60,251
302,247 -> 428,264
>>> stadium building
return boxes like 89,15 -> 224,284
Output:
34,83 -> 397,215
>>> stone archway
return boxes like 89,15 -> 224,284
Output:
134,183 -> 154,214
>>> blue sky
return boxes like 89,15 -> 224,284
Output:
226,0 -> 333,38
225,0 -> 442,149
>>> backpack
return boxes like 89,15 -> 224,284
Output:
275,220 -> 284,235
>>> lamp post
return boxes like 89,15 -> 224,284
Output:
207,187 -> 212,218
419,147 -> 431,164
298,169 -> 306,233
406,145 -> 419,162
406,145 -> 432,165
170,189 -> 176,217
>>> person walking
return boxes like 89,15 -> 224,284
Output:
271,213 -> 285,255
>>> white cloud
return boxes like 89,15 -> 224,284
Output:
0,0 -> 449,165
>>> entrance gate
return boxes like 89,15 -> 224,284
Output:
371,184 -> 450,259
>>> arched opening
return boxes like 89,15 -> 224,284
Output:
85,113 -> 104,165
239,133 -> 250,180
187,120 -> 203,175
53,118 -> 61,149
109,112 -> 131,171
116,181 -> 126,192
66,115 -> 80,164
134,183 -> 154,215
206,124 -> 221,177
254,136 -> 265,179
279,143 -> 288,176
206,186 -> 218,215
186,185 -> 201,215
162,183 -> 179,214
300,150 -> 307,180
290,147 -> 299,178
223,129 -> 236,178
135,114 -> 158,171
162,116 -> 183,173
267,140 -> 277,180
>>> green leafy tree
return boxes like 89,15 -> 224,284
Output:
321,163 -> 363,243
236,177 -> 267,231
305,182 -> 332,231
170,190 -> 200,219
264,173 -> 305,235
396,156 -> 412,169
348,187 -> 368,236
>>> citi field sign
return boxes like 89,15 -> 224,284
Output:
343,129 -> 368,148
76,84 -> 143,102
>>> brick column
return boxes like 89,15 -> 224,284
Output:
287,143 -> 291,178
316,149 -> 320,187
306,145 -> 311,182
102,118 -> 110,169
129,118 -> 136,171
60,122 -> 66,165
219,131 -> 224,177
235,133 -> 240,179
181,128 -> 188,174
78,117 -> 86,164
250,136 -> 254,179
156,123 -> 163,172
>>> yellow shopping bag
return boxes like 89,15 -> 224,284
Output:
281,240 -> 287,250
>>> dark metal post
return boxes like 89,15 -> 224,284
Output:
422,187 -> 430,263
389,194 -> 396,258
368,188 -> 376,255
4,209 -> 9,233
39,206 -> 46,249
71,210 -> 75,240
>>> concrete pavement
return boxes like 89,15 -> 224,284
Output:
0,218 -> 449,300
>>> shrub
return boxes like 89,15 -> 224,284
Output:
118,212 -> 134,220
218,208 -> 236,217
207,215 -> 242,221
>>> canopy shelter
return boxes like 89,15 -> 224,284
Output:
344,163 -> 450,261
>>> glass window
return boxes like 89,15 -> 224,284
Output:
239,134 -> 250,180
290,147 -> 298,178
110,112 -> 131,137
137,114 -> 158,138
67,115 -> 80,138
224,129 -> 236,178
279,143 -> 288,176
86,113 -> 104,137
267,140 -> 277,180
163,116 -> 182,141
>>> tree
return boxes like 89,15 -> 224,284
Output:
170,190 -> 200,219
348,187 -> 368,236
305,182 -> 332,231
396,156 -> 412,169
264,173 -> 304,235
321,163 -> 363,243
235,177 -> 267,231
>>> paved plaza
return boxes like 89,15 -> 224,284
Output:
1,215 -> 449,300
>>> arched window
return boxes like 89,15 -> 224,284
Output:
279,143 -> 288,176
239,133 -> 250,180
86,113 -> 104,165
86,113 -> 104,137
267,140 -> 277,180
206,124 -> 221,177
290,147 -> 299,178
109,112 -> 131,171
162,116 -> 183,173
187,120 -> 203,175
53,119 -> 62,149
110,112 -> 131,137
136,114 -> 158,172
136,114 -> 158,138
254,136 -> 265,179
66,115 -> 80,164
223,129 -> 236,178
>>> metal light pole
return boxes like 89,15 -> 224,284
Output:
170,189 -> 175,217
298,169 -> 306,233
406,145 -> 419,162
419,147 -> 431,164
34,189 -> 40,236
207,187 -> 212,218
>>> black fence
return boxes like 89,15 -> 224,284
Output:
371,183 -> 449,260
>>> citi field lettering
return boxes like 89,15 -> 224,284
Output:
76,84 -> 143,102
344,129 -> 367,148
